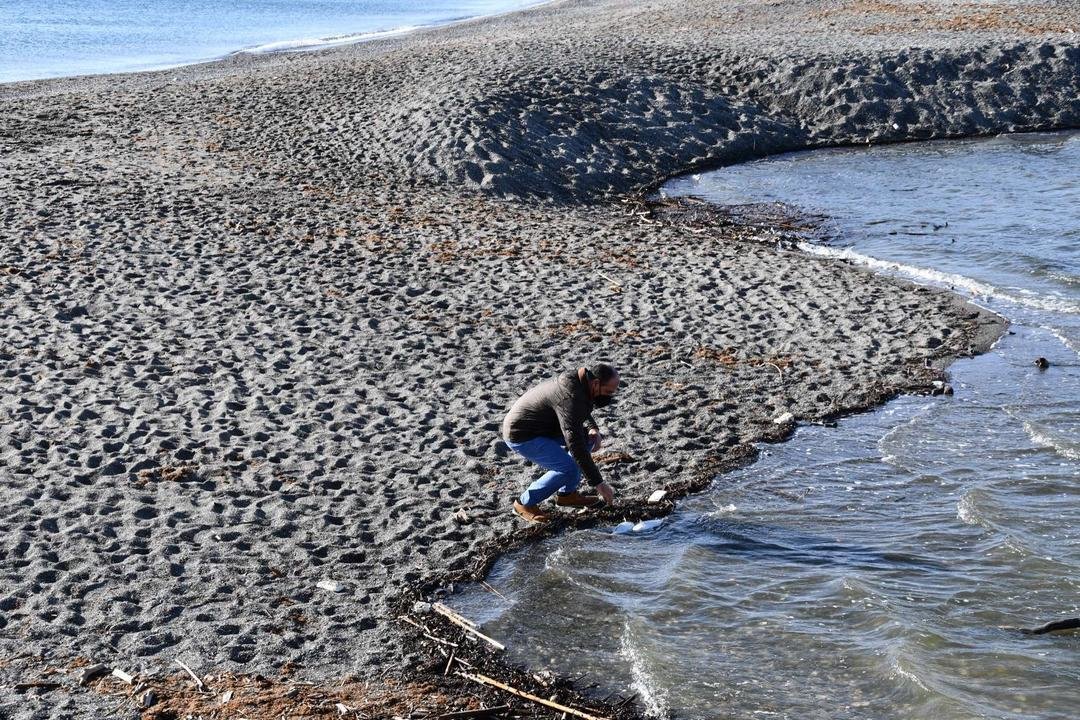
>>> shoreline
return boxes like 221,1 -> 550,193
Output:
0,0 -> 557,88
0,0 -> 1075,717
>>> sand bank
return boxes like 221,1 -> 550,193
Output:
1,0 -> 1077,717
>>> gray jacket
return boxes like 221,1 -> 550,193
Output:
501,370 -> 602,486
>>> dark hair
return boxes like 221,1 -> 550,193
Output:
589,362 -> 618,384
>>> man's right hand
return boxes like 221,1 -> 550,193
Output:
597,481 -> 615,505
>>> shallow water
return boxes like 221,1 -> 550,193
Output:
451,132 -> 1080,719
0,0 -> 540,83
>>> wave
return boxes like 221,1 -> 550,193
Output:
235,25 -> 422,55
797,242 -> 1080,315
889,655 -> 931,693
956,492 -> 984,527
1022,421 -> 1080,461
1042,325 -> 1080,358
620,619 -> 668,717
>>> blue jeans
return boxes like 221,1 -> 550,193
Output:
506,435 -> 597,506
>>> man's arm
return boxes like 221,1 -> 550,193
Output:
555,398 -> 603,486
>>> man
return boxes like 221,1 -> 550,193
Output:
501,363 -> 620,523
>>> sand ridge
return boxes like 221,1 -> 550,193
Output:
1,0 -> 1076,717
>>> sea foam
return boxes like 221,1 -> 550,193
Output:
797,242 -> 1080,315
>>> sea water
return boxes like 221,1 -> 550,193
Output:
450,132 -> 1080,719
0,0 -> 541,84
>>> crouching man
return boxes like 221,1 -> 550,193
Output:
502,363 -> 620,523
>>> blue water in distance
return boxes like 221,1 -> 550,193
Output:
451,132 -> 1080,719
0,0 -> 541,84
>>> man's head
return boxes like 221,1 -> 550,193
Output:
587,363 -> 620,408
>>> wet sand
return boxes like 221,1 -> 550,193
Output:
1,0 -> 1077,717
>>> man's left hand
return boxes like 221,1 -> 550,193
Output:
587,428 -> 603,452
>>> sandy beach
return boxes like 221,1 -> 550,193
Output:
1,0 -> 1078,717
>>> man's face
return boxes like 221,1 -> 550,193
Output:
592,374 -> 620,403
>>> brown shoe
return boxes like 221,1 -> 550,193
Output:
513,500 -> 551,523
555,491 -> 602,508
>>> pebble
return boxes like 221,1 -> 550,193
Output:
316,580 -> 346,593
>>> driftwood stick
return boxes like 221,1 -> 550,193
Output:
457,672 -> 610,720
111,668 -> 135,684
432,605 -> 505,651
15,681 -> 62,692
173,659 -> 206,692
480,581 -> 508,602
596,271 -> 622,290
397,615 -> 431,632
437,706 -> 511,720
432,603 -> 477,628
425,632 -> 459,648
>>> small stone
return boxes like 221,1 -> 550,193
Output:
220,690 -> 233,704
336,703 -> 351,716
412,601 -> 432,614
453,509 -> 469,523
1034,357 -> 1050,370
140,690 -> 156,708
773,412 -> 794,425
316,579 -> 346,593
647,490 -> 668,504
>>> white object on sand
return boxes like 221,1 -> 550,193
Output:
316,579 -> 346,593
111,667 -> 135,684
773,412 -> 795,424
76,663 -> 109,686
647,489 -> 668,504
612,518 -> 664,535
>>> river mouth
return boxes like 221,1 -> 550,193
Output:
450,131 -> 1080,719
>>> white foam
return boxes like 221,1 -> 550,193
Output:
956,493 -> 981,526
889,656 -> 931,693
236,26 -> 421,55
1042,325 -> 1080,358
1022,421 -> 1080,461
797,242 -> 1080,315
619,620 -> 669,717
544,546 -> 565,570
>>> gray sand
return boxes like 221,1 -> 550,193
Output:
1,0 -> 1077,716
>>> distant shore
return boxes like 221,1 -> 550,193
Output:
0,0 -> 552,85
1,1 -> 1077,717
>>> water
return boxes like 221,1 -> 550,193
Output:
0,0 -> 541,84
451,132 -> 1080,719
